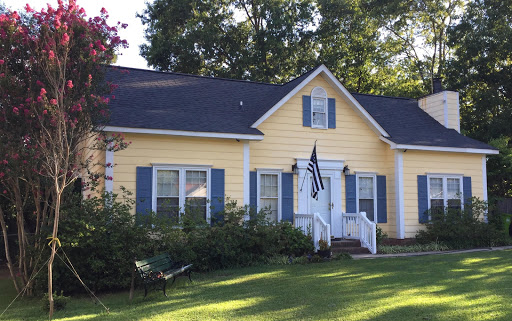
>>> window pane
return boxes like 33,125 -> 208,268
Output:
359,177 -> 374,199
186,170 -> 207,197
448,199 -> 461,210
447,178 -> 461,199
261,198 -> 278,222
312,112 -> 326,127
157,170 -> 179,197
430,178 -> 443,199
431,199 -> 444,215
185,197 -> 207,221
313,99 -> 325,112
260,174 -> 278,197
359,199 -> 375,222
157,197 -> 179,223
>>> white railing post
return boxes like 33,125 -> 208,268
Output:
371,222 -> 377,254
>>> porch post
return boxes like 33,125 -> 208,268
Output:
395,150 -> 405,239
243,141 -> 250,220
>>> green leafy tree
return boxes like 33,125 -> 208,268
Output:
446,0 -> 512,197
138,0 -> 317,83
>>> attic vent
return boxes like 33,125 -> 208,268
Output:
239,100 -> 243,110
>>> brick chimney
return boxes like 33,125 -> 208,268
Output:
418,79 -> 460,133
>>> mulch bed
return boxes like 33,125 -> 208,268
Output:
380,238 -> 417,246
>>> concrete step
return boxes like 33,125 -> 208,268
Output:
332,246 -> 370,254
331,239 -> 361,248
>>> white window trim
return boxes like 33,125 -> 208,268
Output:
256,169 -> 282,222
427,174 -> 464,212
152,166 -> 211,223
311,87 -> 328,129
356,173 -> 378,222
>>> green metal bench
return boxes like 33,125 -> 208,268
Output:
135,253 -> 193,297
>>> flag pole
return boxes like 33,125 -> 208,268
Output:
299,140 -> 317,192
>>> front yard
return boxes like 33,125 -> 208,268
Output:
1,250 -> 512,320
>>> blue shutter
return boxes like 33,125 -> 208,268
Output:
281,173 -> 294,223
418,175 -> 429,223
376,175 -> 387,223
328,98 -> 336,129
303,95 -> 311,127
210,168 -> 225,225
345,175 -> 357,213
463,176 -> 472,209
250,171 -> 257,216
136,166 -> 152,224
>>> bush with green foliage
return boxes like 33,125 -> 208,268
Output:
378,242 -> 449,254
37,189 -> 155,294
416,197 -> 511,249
376,225 -> 388,245
149,199 -> 314,271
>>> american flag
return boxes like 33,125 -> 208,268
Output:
308,143 -> 324,200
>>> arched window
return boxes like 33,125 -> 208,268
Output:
311,87 -> 328,129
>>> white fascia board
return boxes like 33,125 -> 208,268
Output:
296,158 -> 345,170
380,136 -> 499,155
103,126 -> 264,141
250,65 -> 390,138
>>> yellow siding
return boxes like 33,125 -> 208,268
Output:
81,134 -> 105,196
402,151 -> 483,237
251,74 -> 397,236
112,134 -> 244,214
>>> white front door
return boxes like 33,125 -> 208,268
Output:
296,159 -> 344,238
310,176 -> 331,226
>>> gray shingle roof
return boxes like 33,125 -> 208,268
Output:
106,66 -> 320,136
106,66 -> 495,151
352,93 -> 495,150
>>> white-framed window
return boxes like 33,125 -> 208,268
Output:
428,175 -> 463,213
356,173 -> 377,222
257,170 -> 282,222
311,87 -> 328,129
153,166 -> 210,223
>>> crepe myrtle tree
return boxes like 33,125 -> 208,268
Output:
0,1 -> 128,316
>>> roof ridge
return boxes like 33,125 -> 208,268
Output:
108,65 -> 281,87
351,92 -> 416,101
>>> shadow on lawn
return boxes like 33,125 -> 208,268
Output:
3,251 -> 512,320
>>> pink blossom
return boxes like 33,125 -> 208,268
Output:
12,107 -> 19,115
61,33 -> 69,45
121,23 -> 128,29
37,96 -> 42,102
88,74 -> 92,80
0,73 -> 4,78
48,50 -> 55,59
50,99 -> 57,105
3,190 -> 6,194
11,11 -> 20,20
36,80 -> 44,87
100,7 -> 107,14
98,44 -> 106,51
66,80 -> 73,88
2,160 -> 7,165
90,49 -> 97,56
0,59 -> 4,65
78,8 -> 85,15
43,110 -> 48,115
0,172 -> 4,178
40,88 -> 47,95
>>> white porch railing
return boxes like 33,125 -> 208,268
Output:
342,212 -> 377,254
295,213 -> 330,250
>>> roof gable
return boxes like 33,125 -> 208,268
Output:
250,65 -> 390,138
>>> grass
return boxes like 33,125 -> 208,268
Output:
1,250 -> 512,320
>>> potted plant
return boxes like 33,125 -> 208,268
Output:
317,239 -> 331,258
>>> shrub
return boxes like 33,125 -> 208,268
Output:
376,225 -> 388,245
415,197 -> 511,249
36,189 -> 155,294
41,291 -> 69,312
150,199 -> 314,271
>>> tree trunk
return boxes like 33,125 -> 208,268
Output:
0,206 -> 20,293
48,191 -> 62,319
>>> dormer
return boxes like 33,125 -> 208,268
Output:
418,79 -> 460,132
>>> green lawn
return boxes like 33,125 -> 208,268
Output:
2,250 -> 512,320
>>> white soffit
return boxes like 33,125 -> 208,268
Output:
103,126 -> 264,141
380,136 -> 499,155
